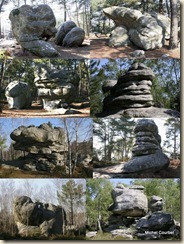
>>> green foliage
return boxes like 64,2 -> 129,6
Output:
86,179 -> 113,230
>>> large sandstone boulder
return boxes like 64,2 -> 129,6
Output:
34,67 -> 80,111
108,184 -> 148,217
13,196 -> 66,237
9,5 -> 59,57
10,123 -> 67,172
123,119 -> 170,174
55,21 -> 85,47
103,6 -> 170,50
5,81 -> 32,109
109,26 -> 130,47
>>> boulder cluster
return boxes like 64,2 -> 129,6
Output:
10,123 -> 67,172
55,21 -> 85,47
103,6 -> 170,50
34,67 -> 80,112
104,184 -> 180,240
13,196 -> 66,237
5,81 -> 32,109
123,119 -> 169,175
9,5 -> 85,57
103,63 -> 155,112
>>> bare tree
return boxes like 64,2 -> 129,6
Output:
169,0 -> 178,49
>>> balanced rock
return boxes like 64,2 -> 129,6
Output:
34,67 -> 80,111
108,184 -> 148,217
103,63 -> 155,112
123,119 -> 169,174
9,5 -> 59,57
103,6 -> 170,50
5,81 -> 32,109
55,21 -> 85,47
13,196 -> 66,237
148,195 -> 163,212
10,123 -> 67,172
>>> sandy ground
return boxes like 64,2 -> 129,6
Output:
90,35 -> 180,59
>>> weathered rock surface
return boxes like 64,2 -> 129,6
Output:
9,5 -> 59,57
34,67 -> 80,112
10,123 -> 67,172
108,184 -> 148,217
109,26 -> 130,47
103,63 -> 154,112
148,195 -> 163,212
55,21 -> 85,47
5,81 -> 32,109
99,63 -> 179,118
123,119 -> 169,174
13,196 -> 66,237
103,6 -> 170,50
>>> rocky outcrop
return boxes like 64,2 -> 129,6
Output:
109,26 -> 130,47
55,21 -> 85,47
103,6 -> 170,50
34,67 -> 80,112
103,63 -> 154,111
123,119 -> 169,174
13,196 -> 66,237
5,81 -> 32,109
10,123 -> 67,172
108,184 -> 148,217
9,5 -> 59,57
136,195 -> 179,240
100,63 -> 179,118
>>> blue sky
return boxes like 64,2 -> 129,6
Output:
0,118 -> 92,147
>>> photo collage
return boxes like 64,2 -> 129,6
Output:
0,0 -> 181,241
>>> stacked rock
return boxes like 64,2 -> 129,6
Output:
136,195 -> 179,239
13,196 -> 67,237
55,21 -> 85,47
106,184 -> 148,239
103,6 -> 170,50
34,68 -> 80,111
123,119 -> 169,174
103,63 -> 155,112
9,5 -> 59,57
10,123 -> 67,172
5,81 -> 32,109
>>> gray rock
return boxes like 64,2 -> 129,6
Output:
5,81 -> 32,109
148,195 -> 163,212
10,123 -> 67,172
108,185 -> 148,217
150,12 -> 170,39
111,229 -> 134,239
102,80 -> 117,93
123,119 -> 169,174
55,21 -> 76,45
86,231 -> 97,238
14,196 -> 67,237
109,26 -> 130,47
9,5 -> 58,57
63,27 -> 85,47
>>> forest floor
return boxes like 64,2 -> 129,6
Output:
0,37 -> 90,59
0,101 -> 90,118
90,34 -> 180,59
93,159 -> 180,178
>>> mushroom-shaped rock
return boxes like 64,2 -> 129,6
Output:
108,185 -> 148,217
5,81 -> 32,109
9,5 -> 58,57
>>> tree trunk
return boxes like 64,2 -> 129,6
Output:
169,0 -> 178,49
159,0 -> 164,14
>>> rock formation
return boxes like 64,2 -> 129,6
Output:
13,196 -> 67,237
9,5 -> 59,57
10,123 -> 67,172
5,81 -> 32,109
105,185 -> 180,240
123,119 -> 169,174
136,195 -> 179,239
34,67 -> 80,112
103,6 -> 170,50
55,21 -> 85,47
100,63 -> 179,118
